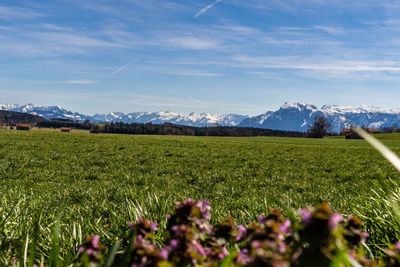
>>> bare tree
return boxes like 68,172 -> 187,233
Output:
307,115 -> 331,138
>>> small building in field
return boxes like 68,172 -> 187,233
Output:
16,124 -> 30,131
341,128 -> 352,136
345,128 -> 380,139
60,127 -> 71,132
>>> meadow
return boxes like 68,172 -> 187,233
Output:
1,130 -> 400,264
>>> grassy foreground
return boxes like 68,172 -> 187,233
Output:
0,130 -> 400,263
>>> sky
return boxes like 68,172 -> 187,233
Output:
1,0 -> 400,115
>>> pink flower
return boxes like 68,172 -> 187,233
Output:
299,209 -> 312,225
361,232 -> 369,243
220,247 -> 229,258
236,249 -> 252,264
91,235 -> 100,249
258,215 -> 266,223
280,219 -> 291,233
192,241 -> 206,257
236,225 -> 247,240
150,222 -> 158,231
328,213 -> 343,229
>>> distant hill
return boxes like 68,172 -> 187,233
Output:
0,110 -> 47,125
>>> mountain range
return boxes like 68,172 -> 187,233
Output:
2,102 -> 400,133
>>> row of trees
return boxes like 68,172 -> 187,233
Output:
37,120 -> 92,130
96,122 -> 305,137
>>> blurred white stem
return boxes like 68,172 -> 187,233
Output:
352,127 -> 400,172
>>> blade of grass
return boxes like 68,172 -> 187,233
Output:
49,221 -> 60,267
104,241 -> 120,267
352,127 -> 400,172
23,233 -> 29,267
352,127 -> 400,222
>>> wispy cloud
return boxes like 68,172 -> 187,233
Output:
165,36 -> 219,50
64,80 -> 96,84
314,25 -> 345,35
161,70 -> 223,77
232,56 -> 400,74
31,32 -> 118,48
0,6 -> 44,20
112,60 -> 135,75
41,24 -> 74,31
194,0 -> 222,18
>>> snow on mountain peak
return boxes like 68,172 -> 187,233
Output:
282,102 -> 318,111
321,104 -> 400,114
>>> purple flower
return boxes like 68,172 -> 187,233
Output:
86,248 -> 93,256
328,213 -> 343,230
236,249 -> 252,264
395,242 -> 400,252
299,209 -> 312,225
91,235 -> 100,249
150,222 -> 158,231
170,239 -> 179,248
236,225 -> 247,240
258,215 -> 266,224
159,248 -> 168,260
251,240 -> 262,249
361,232 -> 369,243
220,247 -> 229,258
280,219 -> 291,233
279,242 -> 287,254
193,241 -> 206,257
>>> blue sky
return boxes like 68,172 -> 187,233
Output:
1,0 -> 400,115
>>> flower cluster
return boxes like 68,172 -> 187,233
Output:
77,199 -> 400,266
78,235 -> 103,265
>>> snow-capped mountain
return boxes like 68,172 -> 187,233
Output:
0,104 -> 91,121
0,104 -> 248,127
239,102 -> 400,132
92,111 -> 248,127
3,102 -> 400,132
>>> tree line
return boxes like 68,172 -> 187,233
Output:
94,122 -> 305,137
37,119 -> 92,130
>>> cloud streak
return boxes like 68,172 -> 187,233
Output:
232,56 -> 400,74
112,60 -> 135,75
194,0 -> 222,18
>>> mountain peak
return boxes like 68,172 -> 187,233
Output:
282,102 -> 318,111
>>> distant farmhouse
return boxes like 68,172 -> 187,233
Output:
16,124 -> 30,131
60,127 -> 71,132
342,128 -> 380,139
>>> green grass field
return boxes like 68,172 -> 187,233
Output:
1,130 -> 400,263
